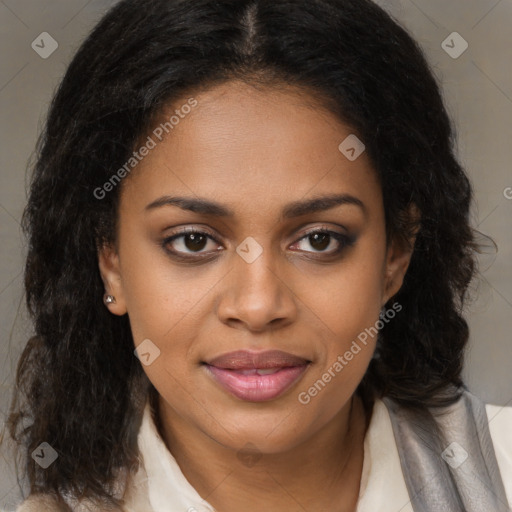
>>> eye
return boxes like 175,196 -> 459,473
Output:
161,226 -> 355,261
162,228 -> 222,257
290,228 -> 354,255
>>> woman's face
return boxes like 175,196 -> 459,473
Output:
99,80 -> 414,454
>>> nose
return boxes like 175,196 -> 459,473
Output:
215,246 -> 298,332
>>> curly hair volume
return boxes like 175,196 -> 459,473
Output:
6,0 -> 483,507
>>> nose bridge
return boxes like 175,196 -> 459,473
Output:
217,237 -> 296,330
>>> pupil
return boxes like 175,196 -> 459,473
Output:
185,233 -> 207,252
310,233 -> 330,251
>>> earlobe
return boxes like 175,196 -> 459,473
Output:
383,238 -> 414,304
97,244 -> 127,315
382,204 -> 420,305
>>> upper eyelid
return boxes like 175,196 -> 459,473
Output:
300,225 -> 346,237
168,226 -> 221,243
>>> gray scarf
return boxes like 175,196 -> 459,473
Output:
383,390 -> 510,511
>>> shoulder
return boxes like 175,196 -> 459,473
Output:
486,402 -> 512,506
15,468 -> 147,512
15,493 -> 124,512
16,494 -> 70,512
486,401 -> 512,425
486,402 -> 512,452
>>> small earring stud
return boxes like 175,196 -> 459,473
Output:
104,294 -> 116,305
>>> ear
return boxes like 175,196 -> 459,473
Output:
98,243 -> 128,315
382,203 -> 420,305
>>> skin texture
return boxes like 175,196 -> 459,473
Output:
98,80 -> 416,511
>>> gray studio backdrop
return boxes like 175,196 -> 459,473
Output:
1,0 -> 511,509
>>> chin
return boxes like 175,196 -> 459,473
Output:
203,407 -> 310,454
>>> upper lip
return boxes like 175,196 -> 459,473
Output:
205,350 -> 310,370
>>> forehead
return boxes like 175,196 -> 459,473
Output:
121,80 -> 381,219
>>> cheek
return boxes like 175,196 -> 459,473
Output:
296,279 -> 382,426
305,247 -> 386,347
295,238 -> 385,406
118,232 -> 206,343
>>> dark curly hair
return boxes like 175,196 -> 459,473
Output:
5,0 -> 487,507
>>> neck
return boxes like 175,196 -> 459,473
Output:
155,392 -> 370,512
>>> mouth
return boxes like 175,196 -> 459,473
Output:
202,350 -> 311,402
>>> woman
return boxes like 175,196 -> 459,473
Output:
5,0 -> 512,510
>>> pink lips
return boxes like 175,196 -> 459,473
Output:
204,350 -> 310,402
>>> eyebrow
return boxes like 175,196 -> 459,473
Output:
145,193 -> 366,219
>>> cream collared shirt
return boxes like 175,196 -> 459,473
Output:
118,398 -> 512,512
16,399 -> 512,511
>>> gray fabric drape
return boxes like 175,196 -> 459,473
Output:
383,390 -> 510,512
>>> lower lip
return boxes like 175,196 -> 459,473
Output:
205,364 -> 309,402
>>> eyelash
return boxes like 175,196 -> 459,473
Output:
161,226 -> 355,261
